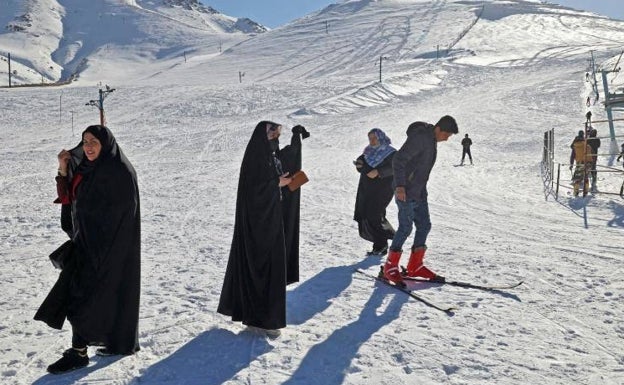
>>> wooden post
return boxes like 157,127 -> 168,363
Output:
99,88 -> 105,125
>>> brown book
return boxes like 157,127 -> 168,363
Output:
288,170 -> 309,191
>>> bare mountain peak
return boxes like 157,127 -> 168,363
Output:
145,0 -> 267,33
233,17 -> 268,34
162,0 -> 218,14
6,14 -> 32,32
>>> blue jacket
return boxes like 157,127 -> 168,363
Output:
392,122 -> 437,201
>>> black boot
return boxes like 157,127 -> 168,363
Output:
95,347 -> 113,356
47,348 -> 89,374
367,244 -> 388,256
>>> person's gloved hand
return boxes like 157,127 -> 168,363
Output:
292,125 -> 310,139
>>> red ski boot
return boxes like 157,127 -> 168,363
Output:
405,246 -> 444,282
383,249 -> 404,285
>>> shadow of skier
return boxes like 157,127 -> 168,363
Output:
281,283 -> 408,385
286,254 -> 381,325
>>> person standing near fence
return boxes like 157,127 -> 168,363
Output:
586,128 -> 601,192
569,130 -> 590,197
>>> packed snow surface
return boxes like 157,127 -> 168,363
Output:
1,1 -> 624,384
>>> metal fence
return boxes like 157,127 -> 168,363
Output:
542,128 -> 624,199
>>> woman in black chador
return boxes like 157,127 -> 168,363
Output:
218,121 -> 309,338
35,125 -> 140,374
353,128 -> 396,256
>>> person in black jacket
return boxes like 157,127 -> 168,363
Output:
383,116 -> 458,285
217,121 -> 309,339
35,125 -> 141,374
353,128 -> 396,256
460,133 -> 473,165
586,128 -> 601,191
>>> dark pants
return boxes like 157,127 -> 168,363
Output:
358,217 -> 394,251
461,148 -> 472,164
589,161 -> 597,186
72,327 -> 88,349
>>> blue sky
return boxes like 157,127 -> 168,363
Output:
202,1 -> 624,28
555,0 -> 624,21
203,0 -> 334,28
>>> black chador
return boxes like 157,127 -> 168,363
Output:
218,121 -> 309,330
35,125 -> 141,354
354,154 -> 396,248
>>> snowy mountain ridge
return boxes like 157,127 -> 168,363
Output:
2,0 -> 624,87
0,0 -> 266,85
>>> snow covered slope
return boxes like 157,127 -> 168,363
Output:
0,0 -> 265,84
1,1 -> 624,384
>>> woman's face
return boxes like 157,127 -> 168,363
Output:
267,125 -> 282,140
82,132 -> 102,161
368,133 -> 379,147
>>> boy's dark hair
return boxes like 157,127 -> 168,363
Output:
436,115 -> 458,134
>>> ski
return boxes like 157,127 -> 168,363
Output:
398,266 -> 523,291
354,269 -> 456,314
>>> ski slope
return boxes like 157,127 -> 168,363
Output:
1,1 -> 624,384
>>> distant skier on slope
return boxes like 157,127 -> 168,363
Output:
460,133 -> 473,165
383,116 -> 458,285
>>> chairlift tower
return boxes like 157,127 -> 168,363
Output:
599,65 -> 622,155
86,85 -> 115,126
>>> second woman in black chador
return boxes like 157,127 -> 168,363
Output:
218,121 -> 309,337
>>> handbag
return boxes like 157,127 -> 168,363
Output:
288,170 -> 309,191
49,240 -> 74,270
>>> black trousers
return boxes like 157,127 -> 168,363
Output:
462,148 -> 472,163
72,327 -> 88,349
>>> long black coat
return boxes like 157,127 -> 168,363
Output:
35,125 -> 140,354
353,153 -> 395,243
218,121 -> 306,330
278,126 -> 307,284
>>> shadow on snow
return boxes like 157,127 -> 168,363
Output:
281,255 -> 409,384
128,328 -> 272,385
89,255 -> 408,384
31,355 -> 123,385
